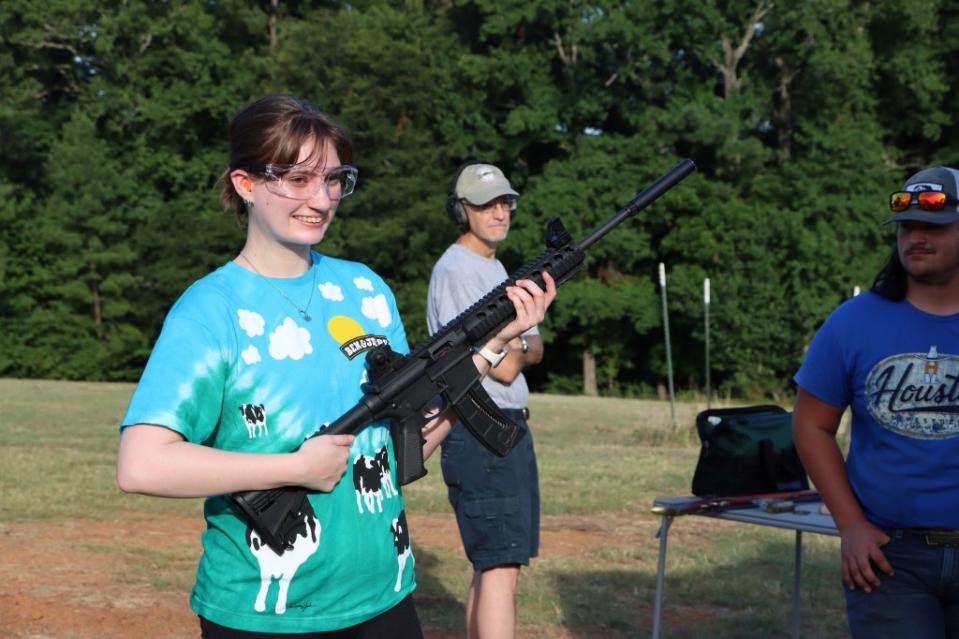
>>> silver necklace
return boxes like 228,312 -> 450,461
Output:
239,252 -> 316,321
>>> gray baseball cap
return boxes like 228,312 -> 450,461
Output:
884,166 -> 959,225
454,163 -> 519,206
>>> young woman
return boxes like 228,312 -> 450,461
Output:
116,94 -> 555,638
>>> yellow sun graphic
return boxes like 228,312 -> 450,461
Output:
327,315 -> 365,345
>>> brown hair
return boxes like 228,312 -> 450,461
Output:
219,94 -> 354,223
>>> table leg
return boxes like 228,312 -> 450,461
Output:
652,515 -> 673,639
792,529 -> 803,639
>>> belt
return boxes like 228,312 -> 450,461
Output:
501,407 -> 530,421
902,528 -> 959,546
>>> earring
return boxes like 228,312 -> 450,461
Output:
243,199 -> 254,210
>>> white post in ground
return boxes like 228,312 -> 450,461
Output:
704,277 -> 711,410
659,262 -> 676,429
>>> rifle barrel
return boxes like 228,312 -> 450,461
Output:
576,159 -> 696,252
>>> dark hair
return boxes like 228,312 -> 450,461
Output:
220,94 -> 353,223
870,246 -> 907,300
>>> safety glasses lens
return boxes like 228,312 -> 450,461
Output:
328,167 -> 358,198
917,191 -> 947,211
890,192 -> 912,212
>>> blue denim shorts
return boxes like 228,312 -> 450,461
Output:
440,409 -> 540,571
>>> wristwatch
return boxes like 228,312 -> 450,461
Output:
520,337 -> 529,354
477,345 -> 508,368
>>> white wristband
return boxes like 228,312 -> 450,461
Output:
477,345 -> 508,368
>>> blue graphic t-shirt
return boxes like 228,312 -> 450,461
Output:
121,252 -> 415,633
795,291 -> 959,529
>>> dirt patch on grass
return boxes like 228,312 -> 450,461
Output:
0,512 -> 665,638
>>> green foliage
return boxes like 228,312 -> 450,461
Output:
2,0 -> 958,395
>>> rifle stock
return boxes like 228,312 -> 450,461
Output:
233,159 -> 696,553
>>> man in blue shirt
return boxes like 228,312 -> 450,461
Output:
794,166 -> 959,637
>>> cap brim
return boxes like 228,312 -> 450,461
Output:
883,209 -> 959,225
463,184 -> 519,206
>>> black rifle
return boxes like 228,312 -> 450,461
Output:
233,159 -> 696,553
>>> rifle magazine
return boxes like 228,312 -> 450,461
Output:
453,385 -> 526,457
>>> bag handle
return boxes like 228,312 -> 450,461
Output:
695,404 -> 786,443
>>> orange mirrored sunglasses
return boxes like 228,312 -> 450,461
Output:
889,190 -> 956,213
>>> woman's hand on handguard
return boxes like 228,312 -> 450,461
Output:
840,518 -> 894,593
488,272 -> 556,352
294,433 -> 355,492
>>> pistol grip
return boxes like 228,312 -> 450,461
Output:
393,414 -> 427,486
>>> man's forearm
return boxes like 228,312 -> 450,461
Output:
488,334 -> 543,383
794,423 -> 868,531
422,409 -> 455,461
522,335 -> 544,366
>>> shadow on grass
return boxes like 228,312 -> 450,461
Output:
548,537 -> 848,639
411,545 -> 466,632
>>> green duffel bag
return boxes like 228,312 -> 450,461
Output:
691,404 -> 810,497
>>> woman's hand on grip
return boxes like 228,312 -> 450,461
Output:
295,433 -> 355,492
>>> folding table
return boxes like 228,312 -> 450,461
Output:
650,496 -> 837,638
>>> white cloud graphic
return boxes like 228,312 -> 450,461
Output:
268,317 -> 314,361
361,294 -> 392,328
319,281 -> 344,301
354,276 -> 374,291
237,309 -> 265,337
241,345 -> 261,365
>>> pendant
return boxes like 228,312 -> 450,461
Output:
300,310 -> 311,321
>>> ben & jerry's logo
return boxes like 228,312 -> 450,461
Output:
326,315 -> 390,359
866,346 -> 959,439
340,334 -> 389,360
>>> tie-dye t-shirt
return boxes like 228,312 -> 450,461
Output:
121,252 -> 415,633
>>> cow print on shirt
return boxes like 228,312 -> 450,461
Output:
246,498 -> 320,614
239,403 -> 268,438
352,445 -> 397,514
391,510 -> 412,592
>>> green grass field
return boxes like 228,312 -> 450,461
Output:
0,379 -> 849,638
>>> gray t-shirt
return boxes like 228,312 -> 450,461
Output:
426,243 -> 538,409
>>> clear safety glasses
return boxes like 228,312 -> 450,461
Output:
249,164 -> 359,201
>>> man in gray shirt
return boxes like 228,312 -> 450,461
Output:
426,161 -> 544,639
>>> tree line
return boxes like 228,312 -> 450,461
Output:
2,0 -> 958,398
